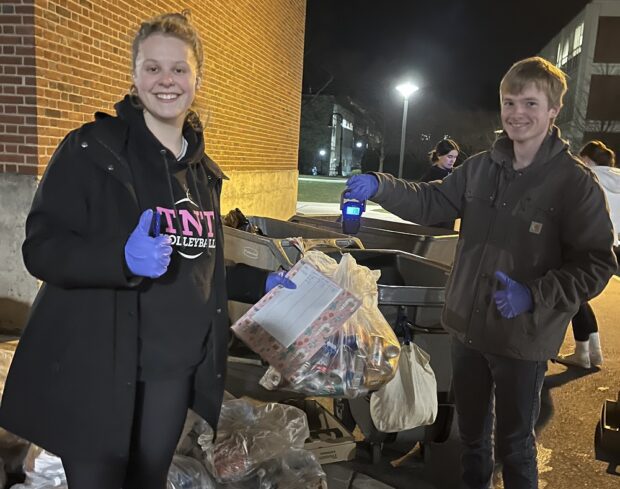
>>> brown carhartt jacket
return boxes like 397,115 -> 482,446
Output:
372,128 -> 617,361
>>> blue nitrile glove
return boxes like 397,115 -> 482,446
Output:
345,174 -> 379,201
493,271 -> 533,319
124,209 -> 173,279
265,270 -> 297,293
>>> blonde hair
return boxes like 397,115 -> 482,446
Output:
500,56 -> 567,109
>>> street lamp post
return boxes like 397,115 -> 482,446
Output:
395,82 -> 419,179
329,112 -> 344,177
318,149 -> 326,175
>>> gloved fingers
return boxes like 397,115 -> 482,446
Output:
345,175 -> 361,187
158,254 -> 171,268
155,235 -> 173,248
494,270 -> 511,287
497,303 -> 515,319
137,209 -> 154,235
279,277 -> 297,289
493,290 -> 507,302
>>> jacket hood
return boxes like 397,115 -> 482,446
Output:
591,165 -> 620,194
113,94 -> 206,167
490,126 -> 569,169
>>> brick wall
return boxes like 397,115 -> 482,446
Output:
1,0 -> 306,178
0,1 -> 37,175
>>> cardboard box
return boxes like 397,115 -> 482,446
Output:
287,399 -> 356,465
0,335 -> 19,396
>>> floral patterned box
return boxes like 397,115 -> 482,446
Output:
231,259 -> 361,384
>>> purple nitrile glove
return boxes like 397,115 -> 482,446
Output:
265,270 -> 297,293
493,271 -> 533,319
124,209 -> 172,279
345,174 -> 379,201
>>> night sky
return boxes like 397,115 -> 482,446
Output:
303,0 -> 591,115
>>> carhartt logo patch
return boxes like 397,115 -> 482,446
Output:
529,221 -> 543,234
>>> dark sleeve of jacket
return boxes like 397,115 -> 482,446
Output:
527,167 -> 617,313
370,167 -> 465,225
22,129 -> 138,289
225,263 -> 269,304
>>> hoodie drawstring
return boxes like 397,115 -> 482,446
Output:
160,149 -> 186,251
187,161 -> 213,257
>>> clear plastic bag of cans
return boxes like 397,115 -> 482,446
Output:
259,250 -> 400,397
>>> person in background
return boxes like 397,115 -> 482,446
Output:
419,138 -> 461,228
557,140 -> 619,369
344,56 -> 617,489
0,12 -> 293,489
420,138 -> 460,183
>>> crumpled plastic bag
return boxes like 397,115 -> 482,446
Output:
177,402 -> 326,488
197,399 -> 311,483
10,445 -> 67,489
167,454 -> 217,489
259,250 -> 400,397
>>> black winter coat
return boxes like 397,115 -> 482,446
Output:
0,112 -> 267,459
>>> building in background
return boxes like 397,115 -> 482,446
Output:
539,0 -> 620,155
0,0 -> 306,332
298,94 -> 382,176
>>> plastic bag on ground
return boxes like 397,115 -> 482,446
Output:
167,454 -> 216,489
196,399 -> 310,483
10,445 -> 66,489
257,250 -> 400,397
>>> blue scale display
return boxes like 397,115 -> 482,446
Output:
340,191 -> 366,235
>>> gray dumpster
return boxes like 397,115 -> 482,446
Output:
290,214 -> 458,267
224,215 -> 363,271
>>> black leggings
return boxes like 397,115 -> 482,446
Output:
62,376 -> 192,489
572,301 -> 598,342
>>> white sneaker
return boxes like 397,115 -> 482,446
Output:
589,349 -> 604,368
556,351 -> 591,369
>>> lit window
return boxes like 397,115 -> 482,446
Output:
559,39 -> 570,66
572,22 -> 584,57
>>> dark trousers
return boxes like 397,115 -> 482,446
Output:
62,376 -> 192,489
451,338 -> 547,489
571,302 -> 598,342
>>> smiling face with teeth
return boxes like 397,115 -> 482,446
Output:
133,33 -> 199,129
500,83 -> 559,151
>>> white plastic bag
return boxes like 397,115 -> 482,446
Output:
369,342 -> 438,432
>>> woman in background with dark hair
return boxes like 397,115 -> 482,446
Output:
419,138 -> 460,229
557,140 -> 618,369
420,138 -> 460,183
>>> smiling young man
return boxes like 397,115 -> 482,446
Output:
344,56 -> 617,489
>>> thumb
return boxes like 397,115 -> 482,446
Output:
494,270 -> 511,288
281,277 -> 297,289
137,209 -> 154,235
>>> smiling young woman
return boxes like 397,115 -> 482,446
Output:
0,12 -> 292,489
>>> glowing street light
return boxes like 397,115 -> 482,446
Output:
395,82 -> 419,179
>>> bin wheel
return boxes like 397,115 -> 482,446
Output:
333,398 -> 356,432
372,442 -> 383,464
